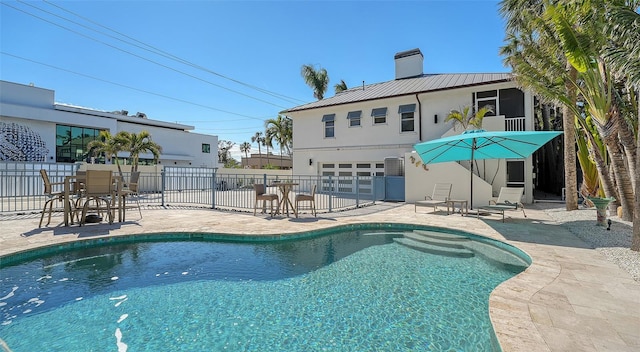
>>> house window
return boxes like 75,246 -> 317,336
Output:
473,90 -> 497,116
56,124 -> 102,163
202,143 -> 210,153
398,104 -> 416,132
371,107 -> 387,124
322,114 -> 335,138
347,111 -> 362,127
499,88 -> 525,118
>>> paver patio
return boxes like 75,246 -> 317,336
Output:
1,203 -> 638,351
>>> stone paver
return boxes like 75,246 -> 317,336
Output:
1,203 -> 638,351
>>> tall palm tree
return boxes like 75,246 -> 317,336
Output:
301,64 -> 329,100
116,131 -> 162,173
240,141 -> 251,167
334,79 -> 348,94
500,0 -> 579,211
265,115 -> 293,168
87,130 -> 126,180
251,132 -> 264,168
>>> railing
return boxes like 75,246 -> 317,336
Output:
505,117 -> 526,131
0,163 -> 377,215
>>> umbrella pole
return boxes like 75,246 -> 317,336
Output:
470,139 -> 476,210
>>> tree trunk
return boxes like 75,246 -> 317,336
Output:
595,112 -> 635,221
563,65 -> 579,210
631,99 -> 640,251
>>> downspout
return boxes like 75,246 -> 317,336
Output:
415,93 -> 422,141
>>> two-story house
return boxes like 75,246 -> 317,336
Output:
283,49 -> 538,207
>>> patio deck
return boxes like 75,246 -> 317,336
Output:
1,203 -> 638,351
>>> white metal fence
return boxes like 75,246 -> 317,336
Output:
0,163 -> 381,215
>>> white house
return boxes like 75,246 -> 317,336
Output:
283,48 -> 540,207
0,80 -> 218,168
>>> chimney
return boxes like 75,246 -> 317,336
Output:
394,48 -> 423,79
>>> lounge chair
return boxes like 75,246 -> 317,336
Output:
477,187 -> 526,222
415,183 -> 452,213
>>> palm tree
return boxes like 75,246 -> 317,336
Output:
265,115 -> 293,168
500,0 -> 580,211
87,130 -> 126,180
334,79 -> 348,94
116,131 -> 162,173
301,64 -> 329,100
251,132 -> 264,168
445,105 -> 494,132
240,141 -> 251,167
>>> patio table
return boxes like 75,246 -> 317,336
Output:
63,173 -> 123,226
272,182 -> 298,217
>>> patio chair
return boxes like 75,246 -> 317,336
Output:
415,183 -> 452,213
119,171 -> 142,221
477,187 -> 526,222
39,169 -> 73,227
295,184 -> 317,218
79,170 -> 115,225
253,184 -> 279,216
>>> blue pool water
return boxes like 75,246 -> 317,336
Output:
0,225 -> 529,351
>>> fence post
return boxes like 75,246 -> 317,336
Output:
372,176 -> 376,204
211,168 -> 217,209
161,169 -> 166,207
356,175 -> 360,208
263,173 -> 267,187
328,175 -> 333,213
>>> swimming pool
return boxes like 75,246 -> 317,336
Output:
0,223 -> 529,351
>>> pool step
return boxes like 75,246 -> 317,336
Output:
411,229 -> 469,241
403,232 -> 467,249
462,241 -> 529,272
393,237 -> 474,258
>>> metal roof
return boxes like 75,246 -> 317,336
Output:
283,73 -> 512,113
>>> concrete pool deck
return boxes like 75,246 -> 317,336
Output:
1,203 -> 638,351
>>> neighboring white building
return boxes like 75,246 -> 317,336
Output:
283,48 -> 540,206
0,80 -> 218,168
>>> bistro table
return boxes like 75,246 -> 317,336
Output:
271,182 -> 299,217
63,173 -> 123,226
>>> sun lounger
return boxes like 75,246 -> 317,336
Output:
477,187 -> 526,222
415,183 -> 452,213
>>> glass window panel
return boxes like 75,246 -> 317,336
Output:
398,104 -> 416,114
322,164 -> 335,169
339,163 -> 352,168
476,90 -> 497,99
356,163 -> 370,168
499,88 -> 525,118
321,114 -> 335,122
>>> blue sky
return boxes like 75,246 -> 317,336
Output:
1,0 -> 508,159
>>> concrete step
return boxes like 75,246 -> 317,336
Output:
393,237 -> 474,258
462,241 -> 529,272
403,232 -> 467,249
411,229 -> 470,241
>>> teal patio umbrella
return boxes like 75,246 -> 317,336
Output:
413,129 -> 562,208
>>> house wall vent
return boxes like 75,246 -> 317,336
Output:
394,48 -> 423,80
384,157 -> 404,176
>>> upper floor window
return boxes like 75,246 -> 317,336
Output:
371,107 -> 387,124
202,143 -> 211,153
473,90 -> 497,116
347,110 -> 362,127
398,104 -> 416,132
322,114 -> 335,138
56,124 -> 102,163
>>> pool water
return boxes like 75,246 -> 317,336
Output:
0,226 -> 528,351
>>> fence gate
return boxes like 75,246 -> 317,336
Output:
384,176 -> 405,201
